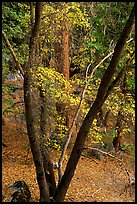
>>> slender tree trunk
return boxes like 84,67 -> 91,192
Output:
53,4 -> 135,201
61,15 -> 70,80
103,110 -> 111,131
96,52 -> 133,130
96,107 -> 104,127
113,110 -> 123,152
30,2 -> 35,27
24,3 -> 51,202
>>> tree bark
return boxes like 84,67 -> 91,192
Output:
30,2 -> 35,27
24,2 -> 51,202
53,4 -> 135,201
113,110 -> 124,152
54,2 -> 70,129
54,2 -> 70,80
61,15 -> 70,80
39,90 -> 57,197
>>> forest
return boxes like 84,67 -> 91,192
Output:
2,2 -> 135,202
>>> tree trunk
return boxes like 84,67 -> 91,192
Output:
54,2 -> 71,129
96,107 -> 104,127
24,3 -> 51,202
103,110 -> 111,131
53,4 -> 135,201
39,90 -> 57,197
61,16 -> 70,80
54,3 -> 70,80
30,2 -> 35,27
113,110 -> 124,152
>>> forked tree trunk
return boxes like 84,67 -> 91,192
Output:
53,4 -> 135,201
24,3 -> 51,202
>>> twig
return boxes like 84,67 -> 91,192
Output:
91,188 -> 102,197
119,166 -> 135,197
126,37 -> 134,43
89,51 -> 114,79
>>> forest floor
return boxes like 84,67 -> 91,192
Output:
2,119 -> 135,202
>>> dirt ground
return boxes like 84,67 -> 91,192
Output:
2,120 -> 135,202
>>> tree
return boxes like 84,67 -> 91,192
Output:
2,2 -> 135,202
24,2 -> 51,202
53,4 -> 135,201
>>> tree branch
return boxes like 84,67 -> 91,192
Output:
58,63 -> 91,182
105,51 -> 135,100
2,31 -> 24,76
83,146 -> 122,162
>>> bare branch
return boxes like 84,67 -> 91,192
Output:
2,31 -> 24,76
57,51 -> 116,182
126,37 -> 134,43
119,166 -> 135,196
58,64 -> 91,182
89,51 -> 114,78
91,188 -> 102,197
83,146 -> 122,162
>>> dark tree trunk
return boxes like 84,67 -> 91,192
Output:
113,110 -> 124,152
39,90 -> 57,197
103,110 -> 111,130
24,3 -> 51,202
53,5 -> 135,201
96,107 -> 104,127
30,2 -> 35,27
115,111 -> 124,135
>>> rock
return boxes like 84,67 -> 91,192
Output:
102,142 -> 114,152
90,148 -> 102,160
